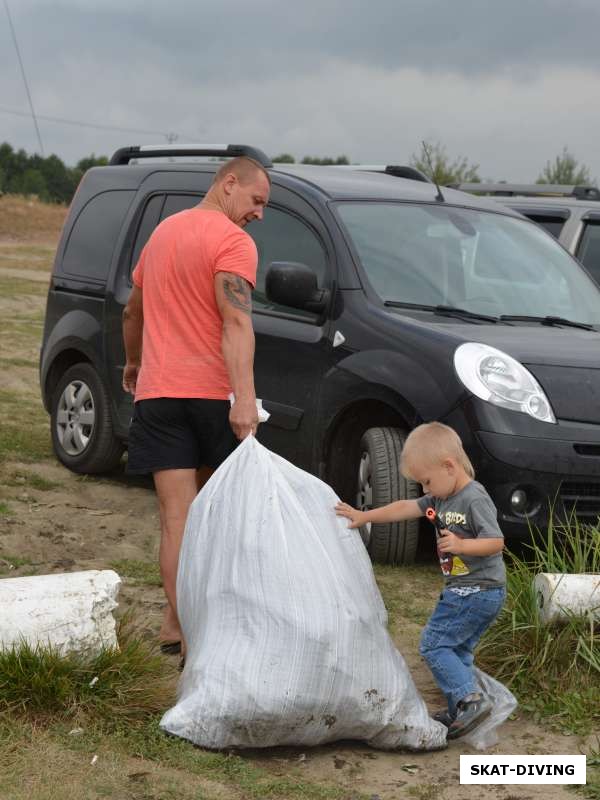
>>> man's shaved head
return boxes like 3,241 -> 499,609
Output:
213,156 -> 271,187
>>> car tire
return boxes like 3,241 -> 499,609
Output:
356,427 -> 420,565
50,362 -> 124,474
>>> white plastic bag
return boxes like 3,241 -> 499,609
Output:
461,667 -> 518,750
160,436 -> 447,751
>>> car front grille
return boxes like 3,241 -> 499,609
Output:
559,481 -> 600,522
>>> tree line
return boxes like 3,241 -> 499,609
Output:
0,141 -> 595,206
0,143 -> 107,204
279,144 -> 596,187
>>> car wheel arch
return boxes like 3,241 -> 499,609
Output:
322,393 -> 420,502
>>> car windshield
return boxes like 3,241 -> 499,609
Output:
335,202 -> 600,325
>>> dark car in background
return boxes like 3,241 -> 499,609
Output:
40,144 -> 600,565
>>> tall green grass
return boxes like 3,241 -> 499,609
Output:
0,618 -> 174,725
478,515 -> 600,734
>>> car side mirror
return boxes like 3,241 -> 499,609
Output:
265,262 -> 330,313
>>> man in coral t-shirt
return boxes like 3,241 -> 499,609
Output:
122,156 -> 270,655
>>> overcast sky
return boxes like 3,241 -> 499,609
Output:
2,0 -> 600,181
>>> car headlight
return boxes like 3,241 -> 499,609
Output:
454,342 -> 556,424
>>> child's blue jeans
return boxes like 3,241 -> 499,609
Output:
419,586 -> 506,715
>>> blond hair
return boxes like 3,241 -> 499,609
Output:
213,156 -> 271,187
400,422 -> 475,479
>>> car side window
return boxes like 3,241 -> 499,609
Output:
246,208 -> 327,317
62,190 -> 134,282
577,222 -> 600,286
130,194 -> 164,272
522,214 -> 565,239
130,193 -> 203,276
161,194 -> 202,220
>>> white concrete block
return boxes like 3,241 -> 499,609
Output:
534,572 -> 600,623
0,569 -> 121,656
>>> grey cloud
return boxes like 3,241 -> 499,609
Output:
6,0 -> 600,86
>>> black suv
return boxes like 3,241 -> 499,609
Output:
40,144 -> 600,564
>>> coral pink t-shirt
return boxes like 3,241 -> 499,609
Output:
132,208 -> 257,401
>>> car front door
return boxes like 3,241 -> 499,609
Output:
246,186 -> 338,473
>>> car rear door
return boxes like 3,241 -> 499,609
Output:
104,171 -> 213,434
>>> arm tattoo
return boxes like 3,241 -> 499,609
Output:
223,275 -> 252,315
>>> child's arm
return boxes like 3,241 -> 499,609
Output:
437,531 -> 504,556
437,493 -> 505,555
335,499 -> 424,529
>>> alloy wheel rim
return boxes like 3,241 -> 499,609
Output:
56,380 -> 95,456
356,451 -> 373,545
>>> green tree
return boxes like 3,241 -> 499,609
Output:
76,154 -> 109,171
20,168 -> 48,199
536,147 -> 594,185
37,154 -> 74,203
272,153 -> 295,163
301,155 -> 350,165
410,140 -> 480,185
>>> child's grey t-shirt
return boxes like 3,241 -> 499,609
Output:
416,481 -> 506,589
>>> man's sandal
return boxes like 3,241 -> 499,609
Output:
159,641 -> 182,655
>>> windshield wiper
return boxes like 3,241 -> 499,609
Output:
499,314 -> 594,331
384,301 -> 499,323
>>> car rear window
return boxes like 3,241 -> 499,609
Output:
62,190 -> 134,282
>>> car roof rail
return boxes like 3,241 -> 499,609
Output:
331,164 -> 431,183
451,182 -> 600,201
109,143 -> 273,168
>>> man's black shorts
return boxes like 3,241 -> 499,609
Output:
126,398 -> 238,475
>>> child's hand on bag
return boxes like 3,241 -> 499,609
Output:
335,502 -> 366,529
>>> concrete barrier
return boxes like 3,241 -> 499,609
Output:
534,572 -> 600,624
0,570 -> 121,656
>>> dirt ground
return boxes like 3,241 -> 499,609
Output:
0,202 -> 594,799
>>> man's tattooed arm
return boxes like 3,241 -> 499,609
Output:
222,275 -> 252,315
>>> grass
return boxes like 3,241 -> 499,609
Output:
0,554 -> 34,575
0,623 -> 368,800
0,194 -> 66,242
0,273 -> 49,296
0,242 -> 56,272
0,389 -> 52,463
0,501 -> 10,514
0,357 -> 38,368
3,469 -> 61,491
478,515 -> 600,735
0,619 -> 173,724
110,558 -> 162,587
576,747 -> 600,800
374,563 -> 441,631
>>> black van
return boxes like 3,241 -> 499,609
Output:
40,144 -> 600,564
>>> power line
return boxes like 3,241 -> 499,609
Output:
3,0 -> 44,154
0,105 -> 175,138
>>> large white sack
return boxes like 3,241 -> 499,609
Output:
0,570 -> 121,656
161,436 -> 446,751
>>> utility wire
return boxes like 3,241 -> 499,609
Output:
0,105 -> 174,138
3,0 -> 44,154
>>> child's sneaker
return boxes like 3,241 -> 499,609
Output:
433,709 -> 454,727
447,694 -> 492,739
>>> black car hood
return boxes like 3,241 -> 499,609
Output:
421,320 -> 600,423
414,319 -> 600,369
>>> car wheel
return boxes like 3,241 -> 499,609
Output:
356,427 -> 420,565
51,362 -> 124,474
